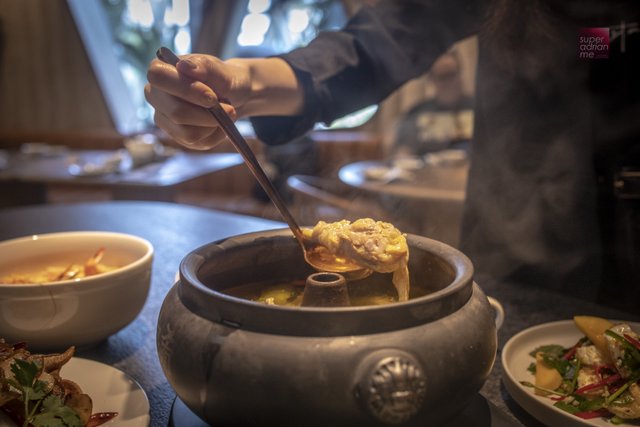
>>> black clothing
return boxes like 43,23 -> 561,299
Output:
251,0 -> 640,311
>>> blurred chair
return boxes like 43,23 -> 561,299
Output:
286,174 -> 392,227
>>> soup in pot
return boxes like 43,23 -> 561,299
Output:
222,275 -> 408,307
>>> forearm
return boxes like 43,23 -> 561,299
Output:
251,0 -> 487,145
226,57 -> 305,118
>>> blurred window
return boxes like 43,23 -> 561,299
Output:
231,0 -> 346,55
68,0 -> 193,133
227,0 -> 377,129
68,0 -> 375,134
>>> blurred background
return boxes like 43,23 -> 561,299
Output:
0,0 -> 478,245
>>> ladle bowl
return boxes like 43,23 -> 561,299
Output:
157,228 -> 498,427
301,238 -> 373,280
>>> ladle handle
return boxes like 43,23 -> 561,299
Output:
156,47 -> 305,245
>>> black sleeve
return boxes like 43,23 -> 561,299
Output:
251,0 -> 486,145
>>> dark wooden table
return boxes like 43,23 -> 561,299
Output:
0,201 -> 282,426
0,150 -> 243,205
0,201 -> 637,427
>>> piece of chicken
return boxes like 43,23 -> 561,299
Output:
305,218 -> 410,300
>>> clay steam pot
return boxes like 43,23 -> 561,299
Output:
157,229 -> 497,426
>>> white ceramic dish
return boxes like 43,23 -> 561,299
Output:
363,165 -> 414,183
0,357 -> 150,426
67,151 -> 126,177
392,156 -> 424,171
502,319 -> 640,427
0,231 -> 153,351
423,149 -> 468,167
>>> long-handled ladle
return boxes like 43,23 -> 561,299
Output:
156,47 -> 371,280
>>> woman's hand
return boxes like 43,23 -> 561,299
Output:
146,53 -> 304,150
145,54 -> 251,150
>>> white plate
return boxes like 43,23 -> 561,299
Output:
423,149 -> 468,166
502,319 -> 640,427
1,357 -> 150,426
363,165 -> 414,183
392,156 -> 424,171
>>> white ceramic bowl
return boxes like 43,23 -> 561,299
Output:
0,231 -> 153,351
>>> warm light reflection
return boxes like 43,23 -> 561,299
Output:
238,14 -> 271,46
287,8 -> 310,33
174,28 -> 191,54
164,0 -> 190,26
126,0 -> 154,28
248,0 -> 271,14
90,0 -> 192,129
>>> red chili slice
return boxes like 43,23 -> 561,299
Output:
563,339 -> 584,360
86,412 -> 119,427
574,408 -> 611,419
624,333 -> 640,351
12,342 -> 27,350
574,373 -> 622,395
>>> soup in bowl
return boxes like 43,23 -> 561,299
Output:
0,231 -> 153,351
